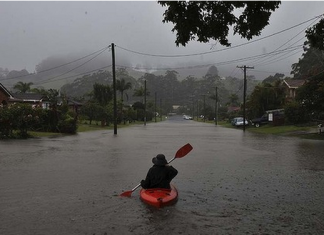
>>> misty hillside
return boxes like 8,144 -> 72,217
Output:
1,52 -> 261,108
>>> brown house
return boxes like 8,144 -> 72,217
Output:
283,79 -> 305,101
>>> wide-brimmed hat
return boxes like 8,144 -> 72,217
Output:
152,154 -> 168,166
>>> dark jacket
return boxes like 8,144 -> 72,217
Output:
141,165 -> 178,189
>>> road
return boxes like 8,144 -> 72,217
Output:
1,116 -> 324,235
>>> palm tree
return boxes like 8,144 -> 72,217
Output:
31,87 -> 49,96
13,81 -> 33,93
133,86 -> 150,103
116,79 -> 132,103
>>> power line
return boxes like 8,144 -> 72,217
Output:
115,45 -> 303,72
33,65 -> 112,86
0,46 -> 110,81
252,17 -> 319,66
115,15 -> 322,58
256,48 -> 303,67
35,48 -> 109,85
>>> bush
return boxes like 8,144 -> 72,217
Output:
284,101 -> 310,125
57,116 -> 77,134
0,104 -> 43,138
0,103 -> 78,139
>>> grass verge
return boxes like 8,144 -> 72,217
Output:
28,118 -> 166,137
196,119 -> 323,140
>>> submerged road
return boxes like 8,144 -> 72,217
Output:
1,116 -> 324,234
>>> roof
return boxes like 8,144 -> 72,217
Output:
227,106 -> 240,112
9,93 -> 45,103
0,83 -> 14,98
283,79 -> 305,89
57,97 -> 83,106
67,98 -> 83,106
13,93 -> 44,101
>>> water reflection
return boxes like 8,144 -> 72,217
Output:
1,118 -> 324,235
296,141 -> 324,171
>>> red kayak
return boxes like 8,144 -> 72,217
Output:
140,184 -> 178,208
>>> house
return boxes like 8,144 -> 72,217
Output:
0,83 -> 82,112
9,92 -> 50,109
0,83 -> 14,106
283,79 -> 305,101
1,83 -> 47,107
60,97 -> 83,114
227,106 -> 240,113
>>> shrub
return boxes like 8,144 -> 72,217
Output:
284,101 -> 310,125
0,103 -> 78,139
57,116 -> 77,134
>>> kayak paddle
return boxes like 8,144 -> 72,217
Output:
120,143 -> 193,197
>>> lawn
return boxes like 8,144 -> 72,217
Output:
198,119 -> 323,140
28,118 -> 165,137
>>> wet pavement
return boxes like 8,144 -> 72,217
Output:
1,116 -> 324,235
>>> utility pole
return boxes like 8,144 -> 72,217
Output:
144,80 -> 147,126
111,43 -> 117,135
196,100 -> 199,121
160,98 -> 162,121
189,95 -> 194,119
192,98 -> 194,119
203,95 -> 206,122
215,86 -> 218,126
154,92 -> 157,123
237,65 -> 254,131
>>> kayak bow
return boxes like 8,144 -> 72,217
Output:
140,184 -> 178,208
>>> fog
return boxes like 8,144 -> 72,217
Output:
0,1 -> 324,82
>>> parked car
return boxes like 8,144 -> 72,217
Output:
233,117 -> 249,127
250,114 -> 268,127
231,117 -> 243,126
183,115 -> 193,120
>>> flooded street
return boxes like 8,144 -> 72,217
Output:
1,116 -> 324,235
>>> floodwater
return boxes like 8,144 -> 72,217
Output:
1,116 -> 324,235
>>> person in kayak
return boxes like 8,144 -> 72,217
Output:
140,154 -> 178,189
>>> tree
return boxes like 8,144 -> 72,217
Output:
161,70 -> 180,104
47,89 -> 60,108
295,74 -> 324,120
158,1 -> 281,46
133,86 -> 150,103
206,65 -> 219,77
61,70 -> 112,98
116,78 -> 132,102
262,73 -> 285,84
246,81 -> 285,118
228,93 -> 239,106
31,87 -> 49,96
288,19 -> 324,122
305,18 -> 324,51
92,83 -> 112,106
13,81 -> 34,93
291,45 -> 324,78
291,17 -> 324,78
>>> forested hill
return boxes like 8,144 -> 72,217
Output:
60,66 -> 259,108
0,59 -> 260,108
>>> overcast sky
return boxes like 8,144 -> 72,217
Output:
0,1 -> 324,80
